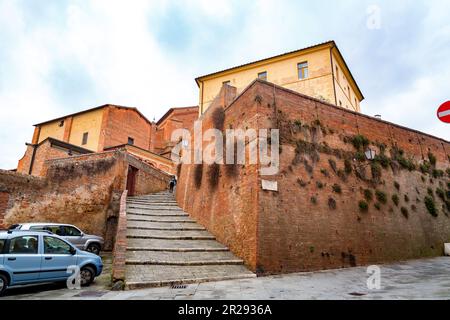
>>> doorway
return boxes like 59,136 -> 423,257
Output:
126,166 -> 138,196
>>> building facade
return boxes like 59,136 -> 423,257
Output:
196,41 -> 364,114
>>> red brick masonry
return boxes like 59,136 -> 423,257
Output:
112,190 -> 128,284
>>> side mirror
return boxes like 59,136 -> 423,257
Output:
70,247 -> 77,255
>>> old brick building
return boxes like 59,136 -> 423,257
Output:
17,104 -> 198,176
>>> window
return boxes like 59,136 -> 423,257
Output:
335,66 -> 339,83
62,226 -> 82,237
44,236 -> 72,255
298,62 -> 308,79
128,137 -> 134,145
30,225 -> 62,235
223,80 -> 231,86
82,132 -> 88,145
258,71 -> 267,81
0,239 -> 5,253
8,236 -> 38,254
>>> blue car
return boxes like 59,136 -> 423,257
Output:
0,230 -> 103,295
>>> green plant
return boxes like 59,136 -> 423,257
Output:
297,179 -> 307,187
400,207 -> 409,218
294,120 -> 302,128
374,154 -> 390,168
424,196 -> 438,217
359,200 -> 369,212
427,188 -> 434,197
371,162 -> 382,181
310,196 -> 317,204
354,152 -> 366,162
374,202 -> 381,210
328,197 -> 337,210
428,152 -> 437,166
375,190 -> 387,204
316,181 -> 324,189
328,159 -> 337,173
436,188 -> 445,201
344,159 -> 352,174
332,184 -> 342,194
404,194 -> 410,202
394,181 -> 400,190
309,246 -> 315,253
446,168 -> 450,177
364,189 -> 373,202
420,162 -> 431,174
320,168 -> 329,177
351,134 -> 369,151
392,194 -> 399,207
432,169 -> 444,178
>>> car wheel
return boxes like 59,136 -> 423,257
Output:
86,243 -> 101,255
0,274 -> 8,296
80,266 -> 95,287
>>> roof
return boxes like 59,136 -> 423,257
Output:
195,40 -> 364,101
156,106 -> 199,126
33,104 -> 154,127
27,137 -> 94,154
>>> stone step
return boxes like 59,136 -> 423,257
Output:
127,215 -> 195,223
127,238 -> 228,251
126,251 -> 243,265
127,221 -> 205,231
127,202 -> 179,206
127,205 -> 184,211
125,265 -> 256,289
127,229 -> 215,240
127,211 -> 189,217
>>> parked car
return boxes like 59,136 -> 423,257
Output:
9,223 -> 104,255
0,230 -> 103,295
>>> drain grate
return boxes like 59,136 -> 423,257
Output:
73,291 -> 108,298
171,284 -> 187,289
348,292 -> 366,296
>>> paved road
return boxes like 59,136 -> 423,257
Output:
1,256 -> 450,300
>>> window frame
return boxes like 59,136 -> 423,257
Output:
43,236 -> 73,255
128,137 -> 135,145
297,62 -> 309,80
82,132 -> 89,145
7,235 -> 39,255
257,71 -> 267,81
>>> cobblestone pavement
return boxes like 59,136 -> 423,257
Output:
2,256 -> 450,300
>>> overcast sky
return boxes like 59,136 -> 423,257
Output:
0,0 -> 449,169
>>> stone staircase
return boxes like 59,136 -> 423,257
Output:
124,191 -> 255,289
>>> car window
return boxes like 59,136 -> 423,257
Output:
8,236 -> 39,254
44,236 -> 72,255
30,225 -> 62,235
0,239 -> 5,253
62,226 -> 81,237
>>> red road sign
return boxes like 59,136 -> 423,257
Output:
437,101 -> 450,123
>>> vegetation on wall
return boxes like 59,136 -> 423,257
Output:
401,207 -> 409,218
364,189 -> 373,202
359,200 -> 369,212
375,190 -> 387,204
332,184 -> 342,194
392,194 -> 399,207
424,196 -> 438,217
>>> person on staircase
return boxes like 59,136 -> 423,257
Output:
169,176 -> 177,193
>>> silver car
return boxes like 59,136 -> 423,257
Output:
9,223 -> 104,255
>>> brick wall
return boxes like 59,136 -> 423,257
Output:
101,106 -> 153,151
0,191 -> 9,229
2,150 -> 171,250
176,80 -> 450,274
